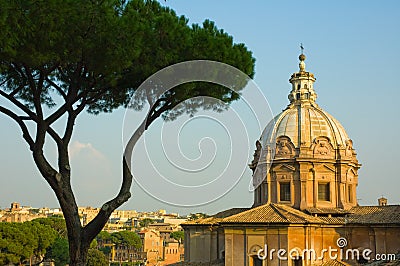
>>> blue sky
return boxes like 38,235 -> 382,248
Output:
0,1 -> 399,215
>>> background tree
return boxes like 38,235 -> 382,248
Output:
96,231 -> 112,257
139,218 -> 154,228
86,249 -> 109,266
188,213 -> 209,220
46,237 -> 70,266
170,231 -> 184,242
34,217 -> 68,238
110,230 -> 142,249
0,0 -> 255,265
0,221 -> 57,265
96,231 -> 112,242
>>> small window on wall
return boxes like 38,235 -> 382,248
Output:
318,183 -> 330,201
348,185 -> 353,203
280,182 -> 291,202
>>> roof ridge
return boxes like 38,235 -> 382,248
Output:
275,204 -> 309,221
275,204 -> 324,223
270,203 -> 290,223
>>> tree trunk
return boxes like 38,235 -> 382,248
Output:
30,110 -> 148,265
69,240 -> 89,266
65,119 -> 147,265
53,173 -> 90,266
58,196 -> 90,266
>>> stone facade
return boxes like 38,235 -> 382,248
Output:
183,204 -> 400,266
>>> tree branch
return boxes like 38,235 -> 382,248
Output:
8,84 -> 24,97
145,97 -> 188,130
82,118 -> 147,242
0,89 -> 38,121
85,87 -> 109,105
56,66 -> 70,83
83,157 -> 133,242
45,82 -> 79,126
0,106 -> 34,149
145,97 -> 170,129
0,81 -> 63,150
45,77 -> 67,100
0,77 -> 12,88
31,122 -> 62,189
47,126 -> 63,146
23,64 -> 43,119
62,111 -> 76,145
45,103 -> 70,125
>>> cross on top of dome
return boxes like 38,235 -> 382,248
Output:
299,43 -> 306,72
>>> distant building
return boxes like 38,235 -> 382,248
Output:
97,221 -> 185,265
378,197 -> 388,206
182,54 -> 400,265
10,202 -> 21,211
0,202 -> 46,222
164,217 -> 188,227
78,206 -> 100,226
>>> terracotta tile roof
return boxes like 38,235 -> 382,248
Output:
347,205 -> 400,224
183,205 -> 400,226
221,203 -> 323,224
305,207 -> 351,215
182,208 -> 249,226
181,217 -> 221,226
315,205 -> 400,225
317,217 -> 346,224
212,208 -> 250,218
321,260 -> 350,266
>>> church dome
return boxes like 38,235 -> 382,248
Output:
260,103 -> 350,149
251,51 -> 360,211
258,51 -> 352,151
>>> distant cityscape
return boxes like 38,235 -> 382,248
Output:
0,201 -> 197,265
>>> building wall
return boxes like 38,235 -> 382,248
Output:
183,225 -> 223,263
164,242 -> 184,265
0,212 -> 46,222
140,230 -> 164,265
346,226 -> 400,259
185,224 -> 400,266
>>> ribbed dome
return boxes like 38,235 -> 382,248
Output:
258,52 -> 351,150
260,103 -> 350,149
